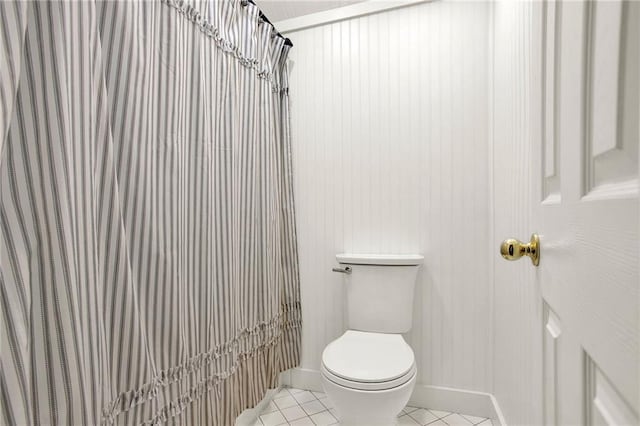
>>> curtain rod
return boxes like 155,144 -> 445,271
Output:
245,0 -> 293,47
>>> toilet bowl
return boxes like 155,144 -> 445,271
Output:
322,253 -> 423,425
321,330 -> 417,425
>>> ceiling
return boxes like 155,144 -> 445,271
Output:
255,0 -> 365,23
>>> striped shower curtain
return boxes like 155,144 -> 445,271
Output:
0,1 -> 301,424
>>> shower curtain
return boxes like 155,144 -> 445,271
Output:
0,1 -> 301,424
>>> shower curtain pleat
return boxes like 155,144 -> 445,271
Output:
0,1 -> 301,425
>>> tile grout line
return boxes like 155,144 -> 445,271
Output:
259,386 -> 338,426
281,386 -> 336,425
258,386 -> 490,426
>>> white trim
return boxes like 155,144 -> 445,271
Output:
409,384 -> 505,425
581,179 -> 639,201
274,0 -> 431,34
281,368 -> 508,425
235,387 -> 281,426
487,0 -> 496,403
234,372 -> 291,426
287,367 -> 325,393
489,393 -> 508,426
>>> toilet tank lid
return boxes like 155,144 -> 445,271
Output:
336,253 -> 424,266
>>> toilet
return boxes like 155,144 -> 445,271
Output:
321,253 -> 424,426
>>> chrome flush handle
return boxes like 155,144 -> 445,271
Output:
332,266 -> 352,274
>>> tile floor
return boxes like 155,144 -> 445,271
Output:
255,387 -> 493,426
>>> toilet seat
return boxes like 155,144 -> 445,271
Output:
321,330 -> 416,391
321,362 -> 416,391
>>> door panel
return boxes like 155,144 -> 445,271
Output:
583,0 -> 639,196
542,0 -> 561,201
543,303 -> 562,426
532,1 -> 639,425
586,356 -> 639,426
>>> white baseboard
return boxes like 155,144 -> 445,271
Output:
235,372 -> 291,426
408,384 -> 505,425
288,367 -> 325,393
489,394 -> 508,426
281,368 -> 507,425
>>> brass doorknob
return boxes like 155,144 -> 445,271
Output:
500,234 -> 540,266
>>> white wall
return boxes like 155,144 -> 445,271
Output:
286,0 -> 493,393
490,2 -> 543,424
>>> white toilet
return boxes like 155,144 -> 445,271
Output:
321,253 -> 424,426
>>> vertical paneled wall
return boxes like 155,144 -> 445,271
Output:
286,1 -> 492,392
491,2 -> 543,424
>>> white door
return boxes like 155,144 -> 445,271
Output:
528,1 -> 639,425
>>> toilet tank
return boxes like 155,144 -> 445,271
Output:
336,254 -> 424,333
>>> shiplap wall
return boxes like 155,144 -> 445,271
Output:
286,0 -> 492,392
491,2 -> 543,424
